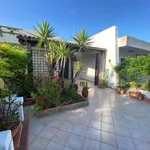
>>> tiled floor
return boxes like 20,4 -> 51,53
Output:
25,85 -> 150,150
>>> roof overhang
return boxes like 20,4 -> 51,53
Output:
118,36 -> 150,52
17,34 -> 106,52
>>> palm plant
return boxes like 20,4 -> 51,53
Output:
55,42 -> 71,77
34,20 -> 55,50
73,29 -> 92,59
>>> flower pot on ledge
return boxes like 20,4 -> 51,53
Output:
117,88 -> 127,94
129,91 -> 144,101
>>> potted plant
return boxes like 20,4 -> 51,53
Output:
0,90 -> 22,148
128,81 -> 144,100
98,79 -> 108,88
116,83 -> 129,94
129,91 -> 144,100
80,81 -> 89,99
141,81 -> 150,102
72,60 -> 83,92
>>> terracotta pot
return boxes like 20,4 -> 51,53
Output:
11,121 -> 21,137
98,84 -> 106,89
144,98 -> 150,103
82,88 -> 89,99
138,93 -> 145,101
129,91 -> 143,100
117,88 -> 126,94
120,89 -> 125,94
117,88 -> 121,93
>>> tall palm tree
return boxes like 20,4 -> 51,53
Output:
33,20 -> 56,75
55,42 -> 71,77
73,29 -> 92,59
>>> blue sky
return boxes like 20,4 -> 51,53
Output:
0,0 -> 150,41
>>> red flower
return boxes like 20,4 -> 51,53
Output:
43,82 -> 46,84
39,99 -> 43,103
58,91 -> 60,94
56,76 -> 60,79
64,86 -> 66,89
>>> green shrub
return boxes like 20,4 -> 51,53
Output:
99,79 -> 108,87
141,80 -> 150,91
129,81 -> 140,88
0,43 -> 28,77
114,56 -> 150,87
141,82 -> 148,91
0,43 -> 29,96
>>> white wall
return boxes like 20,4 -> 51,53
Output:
90,26 -> 119,88
80,52 -> 96,82
119,48 -> 150,62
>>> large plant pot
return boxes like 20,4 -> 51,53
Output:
11,121 -> 21,137
120,89 -> 127,94
117,88 -> 121,93
117,88 -> 127,94
82,88 -> 89,99
138,93 -> 145,101
129,91 -> 144,100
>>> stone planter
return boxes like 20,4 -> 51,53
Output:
12,121 -> 21,138
34,100 -> 89,118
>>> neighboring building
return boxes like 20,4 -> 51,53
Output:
1,25 -> 150,88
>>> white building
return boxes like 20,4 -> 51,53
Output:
1,25 -> 150,88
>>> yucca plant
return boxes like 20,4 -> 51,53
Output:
34,20 -> 55,49
73,29 -> 92,59
33,21 -> 56,75
55,42 -> 71,77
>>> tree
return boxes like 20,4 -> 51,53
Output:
73,29 -> 91,59
33,20 -> 56,75
55,42 -> 71,77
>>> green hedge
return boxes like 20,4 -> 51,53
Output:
114,56 -> 150,89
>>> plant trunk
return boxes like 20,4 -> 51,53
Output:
72,71 -> 79,84
77,48 -> 81,60
59,58 -> 63,77
62,57 -> 66,78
